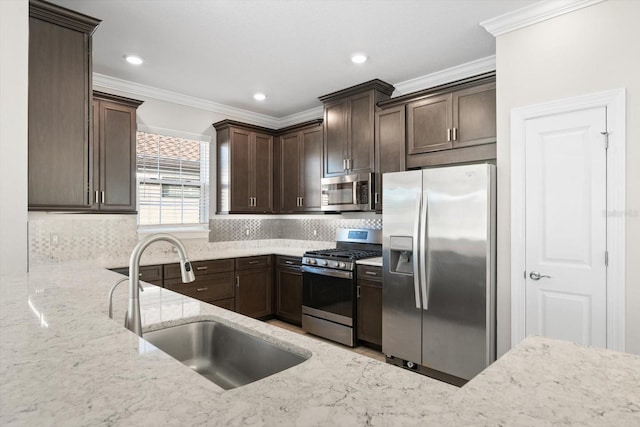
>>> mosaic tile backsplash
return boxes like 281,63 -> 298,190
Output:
209,215 -> 382,242
28,213 -> 382,266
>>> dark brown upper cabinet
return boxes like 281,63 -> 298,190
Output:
214,120 -> 274,214
374,105 -> 406,212
382,74 -> 496,169
92,92 -> 143,212
28,0 -> 100,210
274,120 -> 323,213
319,80 -> 395,178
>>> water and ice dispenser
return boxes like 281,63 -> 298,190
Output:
388,236 -> 414,275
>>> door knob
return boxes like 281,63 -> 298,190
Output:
529,271 -> 551,280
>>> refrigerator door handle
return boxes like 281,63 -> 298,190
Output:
420,191 -> 429,310
412,193 -> 422,309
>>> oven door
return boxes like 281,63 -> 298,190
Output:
301,265 -> 354,326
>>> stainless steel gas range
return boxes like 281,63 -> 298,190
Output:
301,228 -> 382,347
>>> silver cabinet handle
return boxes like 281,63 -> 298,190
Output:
101,191 -> 105,204
357,286 -> 361,298
529,271 -> 551,280
374,192 -> 379,204
235,276 -> 240,287
347,158 -> 351,170
95,191 -> 99,204
343,159 -> 347,170
365,271 -> 378,276
299,197 -> 303,207
452,127 -> 458,141
447,128 -> 452,142
285,261 -> 294,265
195,266 -> 208,271
196,287 -> 209,292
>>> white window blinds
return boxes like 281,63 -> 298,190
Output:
136,131 -> 210,225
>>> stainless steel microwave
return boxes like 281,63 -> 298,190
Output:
320,173 -> 374,212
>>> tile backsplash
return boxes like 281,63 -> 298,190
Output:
209,214 -> 382,242
28,213 -> 382,266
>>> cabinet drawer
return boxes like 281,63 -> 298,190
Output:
164,258 -> 234,279
277,256 -> 302,268
165,272 -> 235,302
235,255 -> 271,270
357,265 -> 382,282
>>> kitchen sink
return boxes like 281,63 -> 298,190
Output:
143,321 -> 308,390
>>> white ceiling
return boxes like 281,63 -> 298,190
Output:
50,0 -> 535,118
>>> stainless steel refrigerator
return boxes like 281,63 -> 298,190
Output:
382,163 -> 496,383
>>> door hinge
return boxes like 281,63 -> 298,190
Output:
605,251 -> 609,267
600,131 -> 609,149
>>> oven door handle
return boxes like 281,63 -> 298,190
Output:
301,265 -> 353,280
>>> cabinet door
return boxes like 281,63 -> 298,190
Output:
357,280 -> 382,346
236,267 -> 273,318
375,105 -> 406,212
407,94 -> 453,155
323,99 -> 349,177
349,92 -> 375,174
253,132 -> 273,213
452,82 -> 496,148
98,100 -> 137,212
300,126 -> 323,211
279,132 -> 301,212
229,128 -> 252,212
276,267 -> 303,325
28,17 -> 92,209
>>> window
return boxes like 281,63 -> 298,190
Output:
136,131 -> 210,225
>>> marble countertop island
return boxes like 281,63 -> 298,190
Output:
1,246 -> 639,425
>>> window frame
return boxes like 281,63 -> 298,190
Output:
135,126 -> 211,237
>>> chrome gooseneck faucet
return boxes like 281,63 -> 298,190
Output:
126,233 -> 195,336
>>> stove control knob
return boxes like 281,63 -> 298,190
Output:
321,260 -> 328,266
307,258 -> 316,265
339,262 -> 346,268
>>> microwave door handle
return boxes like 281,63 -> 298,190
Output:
413,193 -> 422,309
420,191 -> 429,310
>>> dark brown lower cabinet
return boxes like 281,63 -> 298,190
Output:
235,256 -> 273,318
164,259 -> 235,309
110,264 -> 163,287
275,256 -> 303,325
357,265 -> 383,347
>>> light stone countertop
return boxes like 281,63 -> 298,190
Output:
2,246 -> 639,425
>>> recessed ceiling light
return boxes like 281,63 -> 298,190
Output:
253,93 -> 266,101
124,55 -> 144,65
351,53 -> 368,64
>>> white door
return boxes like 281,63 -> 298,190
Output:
524,107 -> 607,348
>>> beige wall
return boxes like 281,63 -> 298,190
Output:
495,0 -> 640,356
0,0 -> 28,275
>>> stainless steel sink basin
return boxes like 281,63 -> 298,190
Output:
143,321 -> 308,390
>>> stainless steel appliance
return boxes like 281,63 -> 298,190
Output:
320,173 -> 374,212
302,228 -> 382,346
382,163 -> 496,385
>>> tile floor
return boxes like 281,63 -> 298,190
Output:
266,319 -> 386,362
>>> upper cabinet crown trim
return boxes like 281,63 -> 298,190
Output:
318,79 -> 395,103
29,0 -> 100,34
93,91 -> 144,108
377,72 -> 496,109
212,119 -> 275,134
480,0 -> 605,37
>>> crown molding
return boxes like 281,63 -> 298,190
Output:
277,106 -> 324,128
480,0 -> 606,37
95,54 -> 497,128
93,73 -> 281,128
392,56 -> 496,97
